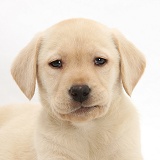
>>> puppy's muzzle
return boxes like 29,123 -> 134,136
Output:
69,85 -> 91,103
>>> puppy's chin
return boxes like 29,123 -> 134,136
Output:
55,105 -> 108,123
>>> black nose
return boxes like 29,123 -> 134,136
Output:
69,85 -> 91,103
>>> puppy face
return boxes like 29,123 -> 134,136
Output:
37,21 -> 120,122
11,19 -> 146,123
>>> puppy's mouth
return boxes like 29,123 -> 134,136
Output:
70,106 -> 98,115
57,105 -> 106,122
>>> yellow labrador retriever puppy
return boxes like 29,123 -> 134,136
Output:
0,18 -> 145,160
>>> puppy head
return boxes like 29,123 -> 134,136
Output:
11,19 -> 146,122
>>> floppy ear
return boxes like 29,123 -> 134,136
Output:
11,33 -> 42,100
112,29 -> 146,96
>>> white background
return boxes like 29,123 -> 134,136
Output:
0,0 -> 160,159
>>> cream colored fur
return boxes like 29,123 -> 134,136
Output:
0,18 -> 145,160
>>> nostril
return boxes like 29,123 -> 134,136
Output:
83,87 -> 91,96
70,91 -> 77,97
83,92 -> 88,96
69,85 -> 91,103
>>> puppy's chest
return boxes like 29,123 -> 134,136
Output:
86,137 -> 110,160
58,127 -> 111,160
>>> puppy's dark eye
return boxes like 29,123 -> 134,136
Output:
49,60 -> 62,68
94,57 -> 107,66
